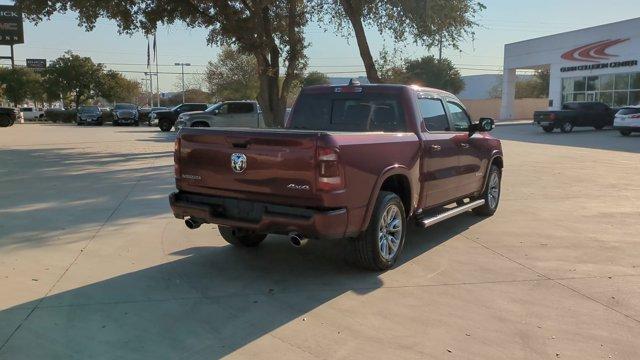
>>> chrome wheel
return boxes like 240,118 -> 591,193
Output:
488,172 -> 500,209
378,204 -> 402,261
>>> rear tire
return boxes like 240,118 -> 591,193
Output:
560,122 -> 574,133
620,130 -> 632,136
352,191 -> 406,271
542,126 -> 554,133
473,165 -> 501,216
0,116 -> 12,127
218,226 -> 266,247
159,119 -> 172,132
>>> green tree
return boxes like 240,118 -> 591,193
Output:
43,51 -> 104,108
376,48 -> 408,84
302,71 -> 330,87
0,67 -> 42,107
488,69 -> 550,99
205,47 -> 259,101
18,0 -> 309,127
404,56 -> 465,94
313,0 -> 484,83
99,70 -> 142,104
162,89 -> 212,107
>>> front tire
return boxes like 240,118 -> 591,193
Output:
542,125 -> 554,133
620,130 -> 632,136
353,191 -> 406,271
218,226 -> 266,247
560,122 -> 574,133
473,165 -> 501,216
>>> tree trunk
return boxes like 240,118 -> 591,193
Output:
339,0 -> 381,84
255,53 -> 285,128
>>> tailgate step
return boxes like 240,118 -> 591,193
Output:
417,200 -> 485,228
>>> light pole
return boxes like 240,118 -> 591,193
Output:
175,63 -> 191,104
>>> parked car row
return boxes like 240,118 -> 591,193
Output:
533,101 -> 639,135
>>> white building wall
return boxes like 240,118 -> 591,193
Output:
500,17 -> 640,119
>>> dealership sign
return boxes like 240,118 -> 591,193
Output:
0,5 -> 24,45
560,38 -> 637,73
26,59 -> 46,69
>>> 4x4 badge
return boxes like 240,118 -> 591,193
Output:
231,153 -> 247,173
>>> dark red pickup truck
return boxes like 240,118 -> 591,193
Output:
170,83 -> 503,270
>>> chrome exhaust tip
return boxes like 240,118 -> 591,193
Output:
288,233 -> 308,248
185,217 -> 202,230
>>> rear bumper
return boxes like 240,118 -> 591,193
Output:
614,126 -> 640,132
533,120 -> 554,127
169,191 -> 349,239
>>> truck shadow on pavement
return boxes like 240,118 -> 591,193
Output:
494,125 -> 640,154
0,214 -> 483,358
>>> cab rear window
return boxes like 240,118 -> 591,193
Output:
290,93 -> 406,132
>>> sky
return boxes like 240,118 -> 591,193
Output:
3,0 -> 640,92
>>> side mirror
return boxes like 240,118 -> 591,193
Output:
212,109 -> 220,115
468,117 -> 495,135
479,117 -> 495,132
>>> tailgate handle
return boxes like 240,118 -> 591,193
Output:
231,142 -> 249,149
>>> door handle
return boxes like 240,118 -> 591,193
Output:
459,143 -> 470,149
430,145 -> 442,151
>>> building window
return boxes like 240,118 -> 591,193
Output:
600,75 -> 614,91
631,73 -> 640,90
562,72 -> 640,107
599,92 -> 613,106
615,74 -> 630,91
630,91 -> 640,106
573,77 -> 586,92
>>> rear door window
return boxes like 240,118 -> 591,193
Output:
418,98 -> 450,132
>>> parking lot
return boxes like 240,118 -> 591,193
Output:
0,124 -> 639,359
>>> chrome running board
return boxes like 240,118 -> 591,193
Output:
418,199 -> 485,228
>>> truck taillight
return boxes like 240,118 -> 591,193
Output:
317,146 -> 343,191
549,113 -> 556,120
174,137 -> 181,178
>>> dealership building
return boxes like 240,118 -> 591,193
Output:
500,17 -> 640,119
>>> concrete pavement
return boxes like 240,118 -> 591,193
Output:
0,124 -> 639,359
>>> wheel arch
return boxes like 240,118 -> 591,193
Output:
359,166 -> 415,232
481,154 -> 503,193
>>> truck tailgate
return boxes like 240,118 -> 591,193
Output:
177,128 -> 322,204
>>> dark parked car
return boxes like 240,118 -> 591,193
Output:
112,103 -> 140,126
169,83 -> 504,270
0,107 -> 18,127
533,101 -> 617,133
76,106 -> 103,126
139,106 -> 169,125
152,103 -> 208,132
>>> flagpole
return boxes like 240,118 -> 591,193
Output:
154,33 -> 160,106
146,37 -> 152,107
